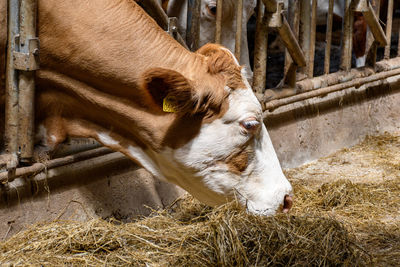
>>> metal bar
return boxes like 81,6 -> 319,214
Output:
5,0 -> 19,158
265,1 -> 306,67
384,0 -> 393,59
263,66 -> 400,111
0,147 -> 112,183
234,0 -> 244,60
252,1 -> 267,94
17,0 -> 38,164
340,0 -> 353,71
186,0 -> 201,51
307,0 -> 317,77
284,0 -> 300,88
299,0 -> 311,76
261,56 -> 400,101
136,0 -> 188,49
215,0 -> 223,43
355,0 -> 387,47
365,0 -> 381,66
262,0 -> 279,12
324,0 -> 334,74
398,15 -> 400,57
277,17 -> 306,67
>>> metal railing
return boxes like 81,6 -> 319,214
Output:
241,0 -> 395,110
3,0 -> 38,181
1,0 -> 399,184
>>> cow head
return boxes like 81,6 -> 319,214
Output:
137,44 -> 292,215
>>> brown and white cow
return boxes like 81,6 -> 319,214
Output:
0,0 -> 292,215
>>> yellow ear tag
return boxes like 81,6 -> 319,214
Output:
163,96 -> 177,113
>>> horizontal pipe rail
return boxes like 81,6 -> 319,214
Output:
0,147 -> 113,183
263,66 -> 400,111
287,57 -> 400,94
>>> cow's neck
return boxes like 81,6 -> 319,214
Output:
36,0 -> 209,151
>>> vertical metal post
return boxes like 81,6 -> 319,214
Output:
307,0 -> 317,77
284,0 -> 300,87
234,0 -> 243,61
186,0 -> 201,51
299,0 -> 311,76
215,0 -> 223,43
5,0 -> 19,157
17,0 -> 38,164
252,0 -> 267,94
324,0 -> 334,74
366,0 -> 381,66
340,0 -> 353,71
398,16 -> 400,57
384,0 -> 393,59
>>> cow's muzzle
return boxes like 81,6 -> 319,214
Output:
282,194 -> 293,213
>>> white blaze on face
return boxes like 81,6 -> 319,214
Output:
159,86 -> 292,215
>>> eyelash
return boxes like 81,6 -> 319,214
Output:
240,120 -> 260,132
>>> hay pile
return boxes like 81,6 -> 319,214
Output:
0,199 -> 369,266
1,133 -> 400,266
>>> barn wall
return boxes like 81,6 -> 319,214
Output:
0,153 -> 184,238
267,75 -> 400,168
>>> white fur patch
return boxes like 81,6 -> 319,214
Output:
221,47 -> 240,66
97,132 -> 119,146
127,145 -> 165,180
50,135 -> 57,143
356,55 -> 366,68
35,125 -> 48,145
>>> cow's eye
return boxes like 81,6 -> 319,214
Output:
206,5 -> 217,17
240,118 -> 260,133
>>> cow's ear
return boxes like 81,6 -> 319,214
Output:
141,68 -> 196,114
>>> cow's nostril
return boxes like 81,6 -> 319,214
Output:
282,194 -> 293,213
209,6 -> 217,16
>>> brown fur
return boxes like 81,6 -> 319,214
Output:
353,12 -> 367,59
196,44 -> 246,90
1,0 -> 245,155
226,149 -> 249,174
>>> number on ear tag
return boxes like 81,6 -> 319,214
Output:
163,96 -> 177,113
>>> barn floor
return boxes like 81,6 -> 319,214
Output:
0,133 -> 399,266
286,132 -> 400,266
